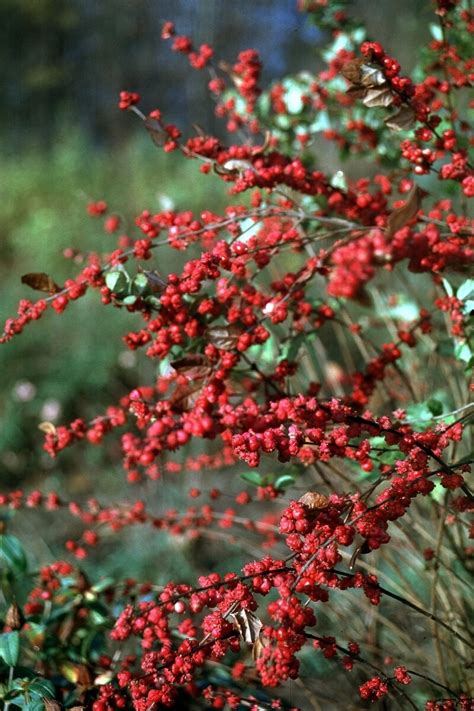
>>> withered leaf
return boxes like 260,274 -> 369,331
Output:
207,325 -> 240,350
21,272 -> 61,295
57,615 -> 76,643
215,159 -> 253,176
38,421 -> 57,436
299,491 -> 330,510
170,354 -> 212,382
169,382 -> 203,411
76,570 -> 91,593
76,664 -> 93,688
144,117 -> 167,148
141,269 -> 166,293
340,58 -> 364,84
360,64 -> 386,88
192,123 -> 206,137
252,632 -> 270,661
349,540 -> 372,570
251,131 -> 271,156
362,86 -> 394,108
386,185 -> 426,238
345,85 -> 366,99
5,601 -> 24,630
226,606 -> 263,645
43,701 -> 61,711
384,105 -> 416,132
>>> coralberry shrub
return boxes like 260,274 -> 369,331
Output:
1,2 -> 473,709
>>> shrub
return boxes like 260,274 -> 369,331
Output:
0,2 -> 472,709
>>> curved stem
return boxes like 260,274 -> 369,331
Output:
333,569 -> 473,650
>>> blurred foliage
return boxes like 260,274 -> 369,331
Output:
0,130 -> 227,480
0,127 -> 246,581
0,0 -> 431,151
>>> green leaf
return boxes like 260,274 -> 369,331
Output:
275,474 -> 296,491
462,299 -> 474,315
352,27 -> 366,43
426,398 -> 443,416
437,338 -> 455,357
145,295 -> 162,308
238,217 -> 262,243
430,481 -> 445,504
441,278 -> 453,297
309,111 -> 331,133
454,341 -> 472,364
105,270 -> 127,293
0,631 -> 20,666
27,678 -> 55,699
247,336 -> 277,365
240,471 -> 264,487
12,697 -> 46,711
429,23 -> 443,41
381,299 -> 419,321
85,600 -> 110,626
122,295 -> 137,306
0,535 -> 27,575
132,273 -> 148,292
454,453 -> 474,466
331,170 -> 347,190
284,83 -> 304,114
275,114 -> 292,130
406,402 -> 434,423
91,577 -> 114,593
457,279 -> 474,302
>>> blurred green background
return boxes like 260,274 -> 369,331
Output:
0,0 -> 434,578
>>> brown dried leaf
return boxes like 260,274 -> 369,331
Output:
345,85 -> 366,99
21,272 -> 61,295
360,64 -> 386,87
207,325 -> 240,350
57,615 -> 76,643
169,382 -> 203,411
76,664 -> 93,688
362,86 -> 394,108
43,701 -> 61,711
215,159 -> 253,176
251,131 -> 272,156
141,269 -> 166,293
386,185 -> 426,238
252,632 -> 270,661
299,491 -> 330,510
340,58 -> 364,84
349,540 -> 372,570
227,608 -> 263,645
38,421 -> 57,436
76,570 -> 91,593
170,354 -> 212,381
218,60 -> 232,74
144,117 -> 167,147
384,105 -> 416,132
5,601 -> 24,630
192,123 -> 206,137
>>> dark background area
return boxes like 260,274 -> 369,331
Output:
1,0 -> 431,150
